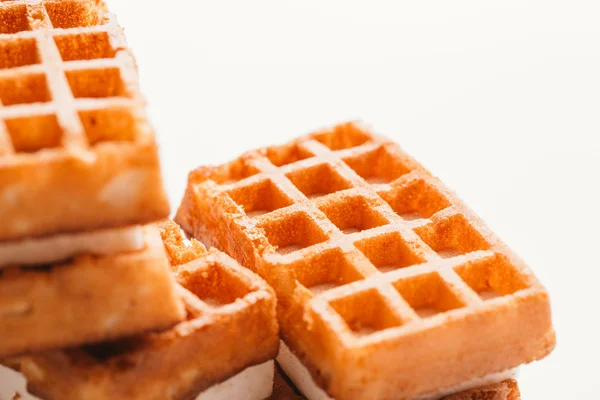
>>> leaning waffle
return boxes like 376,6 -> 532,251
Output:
5,221 -> 279,400
0,0 -> 169,241
0,226 -> 184,359
176,122 -> 555,400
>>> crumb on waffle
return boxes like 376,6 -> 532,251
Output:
175,121 -> 555,399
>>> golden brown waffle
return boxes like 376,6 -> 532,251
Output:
176,122 -> 555,400
0,226 -> 184,359
5,221 -> 279,400
0,0 -> 169,241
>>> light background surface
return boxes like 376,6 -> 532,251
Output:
107,1 -> 599,398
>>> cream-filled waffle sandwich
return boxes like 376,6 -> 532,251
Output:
176,121 -> 555,400
0,0 -> 183,359
0,0 -> 169,266
2,221 -> 279,400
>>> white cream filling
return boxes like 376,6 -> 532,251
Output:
277,340 -> 518,400
276,341 -> 331,400
0,226 -> 144,268
196,360 -> 274,400
0,364 -> 38,400
0,361 -> 274,400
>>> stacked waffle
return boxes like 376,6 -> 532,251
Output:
0,0 -> 184,358
176,121 -> 555,400
4,221 -> 279,400
0,2 -> 281,399
0,1 -> 555,399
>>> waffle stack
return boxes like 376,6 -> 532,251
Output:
0,0 -> 183,360
176,121 -> 555,400
4,221 -> 279,400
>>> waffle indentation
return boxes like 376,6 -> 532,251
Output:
5,114 -> 63,153
266,142 -> 313,167
454,255 -> 530,301
66,67 -> 127,98
393,272 -> 465,318
44,0 -> 106,29
292,248 -> 364,295
257,212 -> 327,254
343,145 -> 412,184
312,124 -> 371,150
0,38 -> 40,69
286,163 -> 351,199
355,232 -> 425,273
227,179 -> 294,218
381,178 -> 451,221
414,214 -> 490,259
193,157 -> 261,185
0,3 -> 30,34
329,288 -> 403,336
79,107 -> 135,145
54,32 -> 116,61
0,73 -> 51,106
178,260 -> 252,308
318,194 -> 388,235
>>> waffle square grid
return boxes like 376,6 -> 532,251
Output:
0,0 -> 169,241
0,0 -> 141,154
176,122 -> 555,400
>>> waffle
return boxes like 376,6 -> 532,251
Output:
4,221 -> 279,400
0,226 -> 184,359
175,122 -> 556,400
0,0 -> 169,242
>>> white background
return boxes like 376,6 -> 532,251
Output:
108,1 -> 599,398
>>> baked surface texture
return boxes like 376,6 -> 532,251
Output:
4,221 -> 279,400
0,226 -> 185,359
0,0 -> 169,241
176,121 -> 555,400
